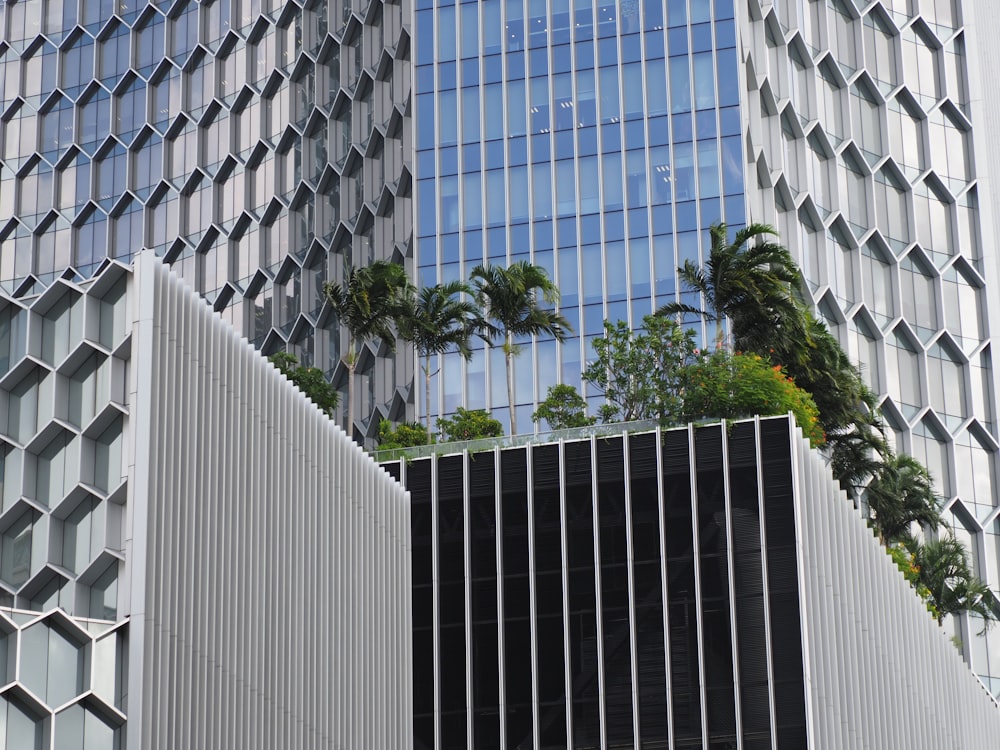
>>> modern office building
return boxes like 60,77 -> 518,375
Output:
385,416 -> 1000,749
0,0 -> 415,442
411,0 -> 1000,694
0,255 -> 412,748
3,0 -> 1000,696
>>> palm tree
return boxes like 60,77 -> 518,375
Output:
397,281 -> 483,433
827,404 -> 890,500
866,453 -> 942,544
656,222 -> 804,352
323,260 -> 410,438
910,535 -> 997,628
470,261 -> 571,435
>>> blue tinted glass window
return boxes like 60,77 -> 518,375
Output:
606,240 -> 627,301
556,160 -> 576,216
630,237 -> 651,297
532,163 -> 553,219
440,90 -> 458,146
463,172 -> 483,228
670,55 -> 691,113
583,243 -> 603,303
602,152 -> 623,210
416,11 -> 435,65
579,156 -> 600,214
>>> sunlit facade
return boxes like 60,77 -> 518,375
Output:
0,255 -> 412,748
3,0 -> 1000,702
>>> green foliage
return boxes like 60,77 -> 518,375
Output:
397,281 -> 482,359
269,353 -> 339,417
532,384 -> 596,429
866,454 -> 942,544
650,221 -> 994,630
470,261 -> 572,434
680,350 -> 825,446
377,419 -> 431,450
323,260 -> 411,358
437,407 -> 504,442
908,535 -> 998,630
470,261 -> 570,342
323,259 -> 411,434
582,315 -> 698,424
657,222 -> 804,352
397,281 -> 484,432
887,542 -> 938,618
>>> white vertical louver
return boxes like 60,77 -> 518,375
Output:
790,420 -> 1000,748
126,253 -> 412,750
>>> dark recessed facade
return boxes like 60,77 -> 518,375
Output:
385,416 -> 1000,749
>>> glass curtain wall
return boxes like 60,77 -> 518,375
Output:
414,0 -> 746,432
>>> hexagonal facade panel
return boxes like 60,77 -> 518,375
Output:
742,0 -> 1000,692
0,0 -> 414,441
0,255 -> 412,747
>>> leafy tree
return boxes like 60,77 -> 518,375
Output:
532,384 -> 596,430
680,350 -> 825,446
656,222 -> 804,352
323,260 -> 410,438
269,352 -> 339,417
377,419 -> 431,450
470,262 -> 571,435
909,535 -> 997,629
866,453 -> 942,544
582,315 -> 698,425
398,281 -> 483,432
437,407 -> 504,442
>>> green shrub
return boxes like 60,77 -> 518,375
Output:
377,419 -> 431,450
269,352 -> 339,417
532,384 -> 596,429
437,407 -> 504,442
681,350 -> 824,446
582,316 -> 698,424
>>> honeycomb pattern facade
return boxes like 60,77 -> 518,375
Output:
740,0 -> 1000,691
0,609 -> 127,749
0,255 -> 413,747
0,269 -> 129,622
0,0 -> 414,441
0,266 -> 130,747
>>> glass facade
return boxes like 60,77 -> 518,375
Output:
413,0 -> 746,431
0,0 -> 413,439
742,0 -> 1000,693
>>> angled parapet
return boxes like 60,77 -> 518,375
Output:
126,252 -> 412,750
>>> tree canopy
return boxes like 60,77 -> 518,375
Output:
471,261 -> 571,434
324,260 -> 410,437
398,281 -> 483,432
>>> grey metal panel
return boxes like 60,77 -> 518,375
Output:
790,423 -> 1000,748
127,253 -> 412,749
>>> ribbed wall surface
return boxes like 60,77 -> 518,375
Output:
126,252 -> 412,750
792,422 -> 1000,749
